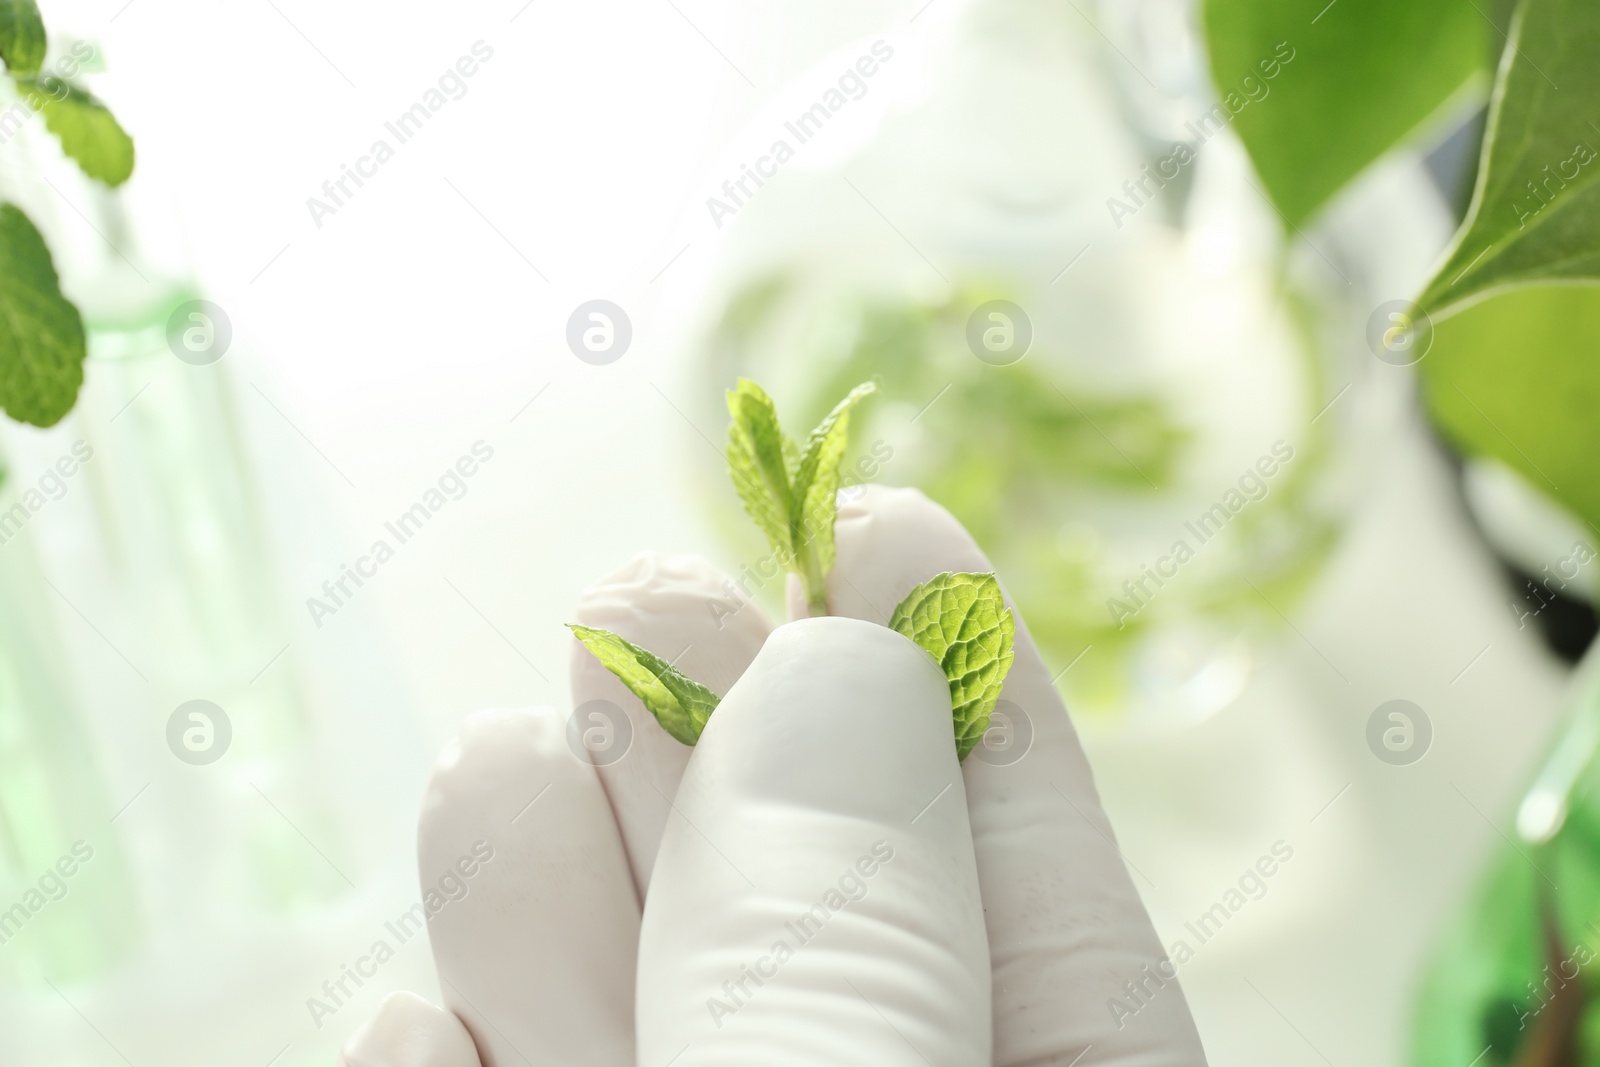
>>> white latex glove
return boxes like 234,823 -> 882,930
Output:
337,486 -> 1208,1067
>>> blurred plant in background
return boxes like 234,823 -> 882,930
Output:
1414,657 -> 1600,1066
0,0 -> 132,428
0,0 -> 144,990
702,269 -> 1346,723
692,0 -> 1384,724
691,0 -> 1600,1056
0,0 -> 360,1007
692,0 -> 1600,700
1211,0 -> 1600,552
1212,0 -> 1600,1062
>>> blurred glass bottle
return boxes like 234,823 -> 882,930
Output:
0,35 -> 144,990
0,517 -> 140,987
685,0 -> 1375,727
0,35 -> 348,922
1415,648 -> 1600,1066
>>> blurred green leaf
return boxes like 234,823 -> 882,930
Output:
1420,286 -> 1600,534
18,76 -> 134,186
0,203 -> 85,428
705,275 -> 1344,716
1418,0 -> 1600,317
1202,0 -> 1484,228
0,0 -> 44,75
805,299 -> 1190,509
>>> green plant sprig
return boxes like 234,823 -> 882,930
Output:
570,379 -> 1017,761
0,0 -> 136,428
725,377 -> 876,616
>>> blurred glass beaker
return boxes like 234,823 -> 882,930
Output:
686,0 -> 1384,726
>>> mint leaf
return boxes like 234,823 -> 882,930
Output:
1417,0 -> 1600,316
19,76 -> 135,186
0,0 -> 45,74
889,572 -> 1016,762
1202,0 -> 1483,229
568,623 -> 719,746
791,381 -> 877,613
724,377 -> 877,615
726,377 -> 796,561
0,203 -> 85,427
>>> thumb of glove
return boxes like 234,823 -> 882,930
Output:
635,616 -> 993,1066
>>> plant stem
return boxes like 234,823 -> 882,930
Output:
798,547 -> 830,617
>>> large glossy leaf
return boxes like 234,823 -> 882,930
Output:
1418,0 -> 1600,317
1202,0 -> 1484,229
1419,285 -> 1600,533
0,203 -> 85,428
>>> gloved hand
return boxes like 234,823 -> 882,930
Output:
336,486 -> 1208,1066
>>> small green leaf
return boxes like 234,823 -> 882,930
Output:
724,377 -> 877,615
1202,0 -> 1483,229
18,76 -> 135,186
568,623 -> 719,746
889,572 -> 1016,761
1417,0 -> 1600,316
0,203 -> 85,427
791,381 -> 877,600
0,0 -> 45,75
725,377 -> 795,563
